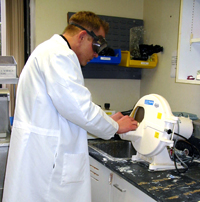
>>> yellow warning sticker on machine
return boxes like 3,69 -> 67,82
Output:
154,132 -> 159,139
157,113 -> 162,119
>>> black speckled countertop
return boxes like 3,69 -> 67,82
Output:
88,139 -> 200,202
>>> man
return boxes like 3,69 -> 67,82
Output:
3,11 -> 137,202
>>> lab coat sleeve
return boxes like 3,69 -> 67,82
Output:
42,52 -> 118,139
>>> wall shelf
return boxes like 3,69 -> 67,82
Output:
176,79 -> 200,85
190,34 -> 200,44
119,51 -> 157,69
190,38 -> 200,44
190,38 -> 200,43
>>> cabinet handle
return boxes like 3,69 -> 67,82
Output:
113,184 -> 126,192
109,173 -> 113,185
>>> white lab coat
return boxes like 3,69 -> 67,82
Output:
3,34 -> 118,202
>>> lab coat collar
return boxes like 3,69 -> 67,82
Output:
60,34 -> 71,49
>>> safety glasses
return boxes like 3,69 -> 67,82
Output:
70,22 -> 107,54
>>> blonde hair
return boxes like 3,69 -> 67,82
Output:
63,11 -> 109,35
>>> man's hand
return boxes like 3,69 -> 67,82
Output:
111,113 -> 138,134
117,115 -> 138,134
110,112 -> 124,121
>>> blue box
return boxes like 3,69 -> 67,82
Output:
88,49 -> 121,65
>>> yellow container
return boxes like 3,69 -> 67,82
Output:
119,51 -> 158,68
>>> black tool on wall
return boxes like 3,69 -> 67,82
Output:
132,44 -> 163,61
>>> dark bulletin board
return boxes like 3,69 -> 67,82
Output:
67,12 -> 143,79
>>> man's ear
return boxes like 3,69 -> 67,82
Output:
78,30 -> 87,42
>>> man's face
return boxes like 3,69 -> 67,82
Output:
78,27 -> 106,66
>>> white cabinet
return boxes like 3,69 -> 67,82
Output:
89,157 -> 156,202
112,173 -> 156,202
89,156 -> 112,202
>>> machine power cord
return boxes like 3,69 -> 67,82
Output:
166,129 -> 200,174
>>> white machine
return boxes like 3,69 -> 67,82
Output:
0,89 -> 11,138
120,94 -> 193,171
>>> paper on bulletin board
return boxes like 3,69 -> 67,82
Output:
170,50 -> 177,78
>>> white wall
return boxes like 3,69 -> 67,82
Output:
142,0 -> 200,118
35,0 -> 143,112
35,0 -> 200,116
